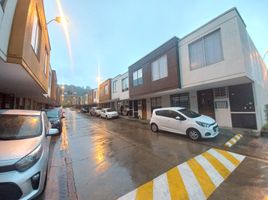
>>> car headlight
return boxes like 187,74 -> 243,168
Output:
196,121 -> 210,128
15,145 -> 43,172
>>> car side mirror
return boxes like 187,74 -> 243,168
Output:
47,128 -> 59,136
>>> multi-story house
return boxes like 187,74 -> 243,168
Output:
111,72 -> 129,113
0,0 -> 58,110
178,7 -> 268,131
98,79 -> 112,108
128,37 -> 180,119
88,88 -> 99,108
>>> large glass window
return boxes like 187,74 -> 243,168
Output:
152,55 -> 168,81
31,9 -> 41,56
133,69 -> 143,87
104,85 -> 108,95
189,29 -> 223,70
44,50 -> 48,76
170,93 -> 189,108
112,80 -> 117,93
122,77 -> 129,92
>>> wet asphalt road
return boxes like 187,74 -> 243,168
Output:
39,108 -> 268,200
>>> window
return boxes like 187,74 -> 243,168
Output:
122,77 -> 129,92
189,29 -> 223,70
44,50 -> 48,76
152,55 -> 168,81
151,97 -> 161,112
133,68 -> 143,86
48,71 -> 52,89
170,93 -> 189,108
112,80 -> 117,93
214,87 -> 227,98
31,9 -> 41,56
104,85 -> 108,95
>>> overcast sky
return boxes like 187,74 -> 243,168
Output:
44,0 -> 268,88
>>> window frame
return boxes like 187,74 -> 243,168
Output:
31,8 -> 42,58
189,29 -> 224,70
112,80 -> 117,93
122,77 -> 129,92
151,55 -> 168,81
133,68 -> 143,87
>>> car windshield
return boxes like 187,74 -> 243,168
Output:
0,115 -> 42,140
106,109 -> 114,112
179,109 -> 201,118
46,109 -> 59,118
96,108 -> 101,110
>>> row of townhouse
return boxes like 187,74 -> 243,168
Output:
86,7 -> 268,132
0,0 -> 60,110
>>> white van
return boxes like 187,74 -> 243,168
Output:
150,107 -> 219,140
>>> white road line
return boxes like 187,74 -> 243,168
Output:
230,138 -> 237,143
118,189 -> 136,200
208,149 -> 235,171
153,173 -> 171,200
178,163 -> 206,200
227,151 -> 246,162
195,155 -> 224,187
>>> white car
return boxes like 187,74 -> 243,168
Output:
0,109 -> 58,200
150,107 -> 219,140
100,108 -> 119,119
90,107 -> 102,117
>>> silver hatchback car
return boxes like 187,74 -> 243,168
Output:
0,110 -> 58,200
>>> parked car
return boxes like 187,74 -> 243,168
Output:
45,108 -> 63,134
81,106 -> 89,113
0,109 -> 58,200
150,107 -> 219,140
90,107 -> 102,116
100,108 -> 119,119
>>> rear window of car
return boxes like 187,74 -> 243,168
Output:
0,115 -> 42,140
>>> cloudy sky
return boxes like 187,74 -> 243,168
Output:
44,0 -> 268,88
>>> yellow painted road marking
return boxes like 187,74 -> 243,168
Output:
214,149 -> 240,166
202,152 -> 230,179
135,181 -> 153,200
224,134 -> 243,147
166,167 -> 189,200
188,158 -> 216,198
117,148 -> 245,200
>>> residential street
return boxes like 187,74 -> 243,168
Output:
39,108 -> 268,200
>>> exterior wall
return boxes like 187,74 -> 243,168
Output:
7,0 -> 51,93
179,8 -> 247,89
0,0 -> 17,60
129,37 -> 180,98
88,89 -> 94,105
111,72 -> 129,101
51,70 -> 57,101
99,79 -> 111,103
93,88 -> 98,104
237,17 -> 268,130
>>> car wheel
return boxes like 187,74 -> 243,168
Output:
106,115 -> 108,119
151,123 -> 158,132
187,128 -> 201,140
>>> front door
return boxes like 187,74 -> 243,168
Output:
142,99 -> 147,119
197,89 -> 215,119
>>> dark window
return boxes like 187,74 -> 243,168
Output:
151,97 -> 162,112
155,110 -> 168,117
166,110 -> 180,119
170,93 -> 189,108
229,83 -> 255,112
179,108 -> 201,118
214,87 -> 227,98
